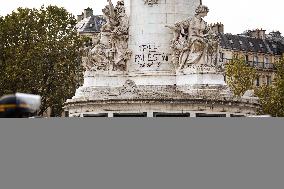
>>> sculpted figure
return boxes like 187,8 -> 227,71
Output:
113,1 -> 128,36
167,4 -> 219,71
114,50 -> 132,71
90,43 -> 109,71
83,0 -> 132,72
101,0 -> 118,32
166,22 -> 182,44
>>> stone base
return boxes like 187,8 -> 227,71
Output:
65,80 -> 260,117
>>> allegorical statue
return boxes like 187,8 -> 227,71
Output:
83,0 -> 132,72
166,2 -> 219,72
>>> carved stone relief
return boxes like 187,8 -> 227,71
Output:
82,0 -> 132,72
119,80 -> 138,95
166,4 -> 220,72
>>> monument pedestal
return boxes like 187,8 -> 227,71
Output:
66,83 -> 259,117
65,0 -> 260,117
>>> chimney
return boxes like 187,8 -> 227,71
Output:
211,22 -> 224,33
84,8 -> 93,19
77,13 -> 84,22
258,29 -> 266,39
269,31 -> 282,38
248,29 -> 266,39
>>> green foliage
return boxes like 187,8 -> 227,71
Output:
255,57 -> 284,117
225,56 -> 284,117
0,6 -> 84,116
225,57 -> 257,97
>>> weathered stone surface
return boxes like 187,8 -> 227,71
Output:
83,0 -> 132,73
166,4 -> 219,72
65,0 -> 260,117
127,0 -> 199,77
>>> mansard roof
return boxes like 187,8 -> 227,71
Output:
219,33 -> 284,55
76,15 -> 106,34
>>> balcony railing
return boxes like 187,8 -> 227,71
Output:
222,58 -> 276,70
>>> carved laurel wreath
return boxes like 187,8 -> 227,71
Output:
144,0 -> 158,6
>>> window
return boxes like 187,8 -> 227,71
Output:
264,57 -> 269,64
196,113 -> 226,117
266,76 -> 272,85
83,113 -> 108,117
153,113 -> 191,117
253,55 -> 258,67
254,55 -> 258,62
245,55 -> 249,62
264,56 -> 269,68
64,111 -> 69,117
113,113 -> 147,117
219,52 -> 224,62
256,77 -> 260,87
231,114 -> 245,117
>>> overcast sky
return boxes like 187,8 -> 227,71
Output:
0,0 -> 283,35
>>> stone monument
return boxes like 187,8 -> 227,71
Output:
65,0 -> 259,117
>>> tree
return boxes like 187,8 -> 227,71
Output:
255,57 -> 284,117
0,6 -> 84,116
225,57 -> 257,97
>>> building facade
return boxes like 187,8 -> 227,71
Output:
76,8 -> 105,46
211,24 -> 284,87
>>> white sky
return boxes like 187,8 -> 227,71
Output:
0,0 -> 283,35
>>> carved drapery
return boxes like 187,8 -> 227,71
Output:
83,0 -> 132,72
166,4 -> 220,72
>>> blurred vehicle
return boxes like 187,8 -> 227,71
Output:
0,93 -> 41,118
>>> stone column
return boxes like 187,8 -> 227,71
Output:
125,0 -> 200,86
147,111 -> 154,117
